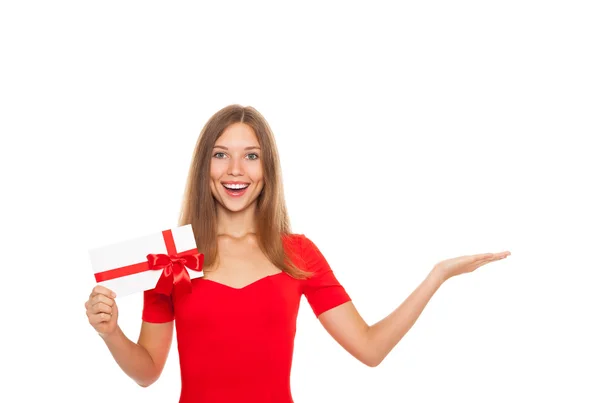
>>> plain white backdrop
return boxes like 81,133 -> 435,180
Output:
1,1 -> 599,402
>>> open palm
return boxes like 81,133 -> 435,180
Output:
434,251 -> 511,281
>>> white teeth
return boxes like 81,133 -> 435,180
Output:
223,183 -> 249,190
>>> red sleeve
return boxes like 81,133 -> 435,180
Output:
142,288 -> 175,323
299,234 -> 352,317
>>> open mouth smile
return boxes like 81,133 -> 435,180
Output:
222,182 -> 250,197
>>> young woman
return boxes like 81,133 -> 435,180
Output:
85,105 -> 510,402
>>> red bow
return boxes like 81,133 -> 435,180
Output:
147,252 -> 204,296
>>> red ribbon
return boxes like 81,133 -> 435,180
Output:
94,229 -> 204,296
147,252 -> 203,296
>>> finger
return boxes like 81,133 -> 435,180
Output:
91,302 -> 113,315
91,294 -> 115,308
487,251 -> 511,261
475,258 -> 497,269
470,253 -> 494,263
476,253 -> 509,268
91,285 -> 117,298
90,285 -> 117,299
89,312 -> 113,325
472,250 -> 511,262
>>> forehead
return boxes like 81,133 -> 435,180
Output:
216,123 -> 259,146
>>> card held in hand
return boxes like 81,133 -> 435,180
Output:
88,224 -> 204,298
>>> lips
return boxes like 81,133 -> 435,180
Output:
222,182 -> 249,198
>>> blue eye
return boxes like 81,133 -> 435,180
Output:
247,153 -> 259,160
214,152 -> 226,158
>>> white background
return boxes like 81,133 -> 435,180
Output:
1,1 -> 599,402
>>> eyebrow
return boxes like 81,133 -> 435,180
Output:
213,145 -> 261,150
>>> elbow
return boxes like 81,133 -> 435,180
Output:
136,373 -> 160,388
137,379 -> 154,388
363,356 -> 382,368
349,348 -> 380,368
358,347 -> 382,367
137,378 -> 157,388
361,330 -> 383,368
367,360 -> 381,368
136,360 -> 163,387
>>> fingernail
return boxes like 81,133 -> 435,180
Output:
112,292 -> 117,298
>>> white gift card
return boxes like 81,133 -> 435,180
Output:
88,224 -> 204,297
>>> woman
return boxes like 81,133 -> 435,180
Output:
85,104 -> 510,402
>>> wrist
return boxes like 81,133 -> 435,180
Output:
429,266 -> 449,286
99,326 -> 121,343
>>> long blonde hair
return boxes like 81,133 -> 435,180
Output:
178,104 -> 310,279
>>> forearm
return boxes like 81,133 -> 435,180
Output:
366,269 -> 446,366
100,326 -> 159,387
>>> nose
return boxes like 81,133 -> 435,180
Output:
228,156 -> 244,176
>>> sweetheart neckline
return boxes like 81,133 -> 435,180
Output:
199,271 -> 287,290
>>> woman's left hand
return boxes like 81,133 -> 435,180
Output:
432,250 -> 511,282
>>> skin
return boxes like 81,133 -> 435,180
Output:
318,251 -> 510,367
85,122 -> 511,386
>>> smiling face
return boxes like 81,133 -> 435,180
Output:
209,122 -> 264,213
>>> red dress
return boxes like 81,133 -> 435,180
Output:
142,233 -> 352,403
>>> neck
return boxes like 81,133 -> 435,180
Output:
216,202 -> 258,238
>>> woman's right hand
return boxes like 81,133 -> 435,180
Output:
85,285 -> 119,338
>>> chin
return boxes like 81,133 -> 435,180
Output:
218,197 -> 257,213
221,203 -> 248,213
